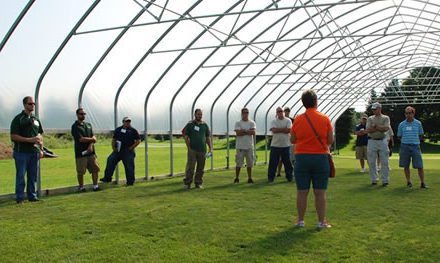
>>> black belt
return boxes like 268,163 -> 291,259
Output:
368,137 -> 384,140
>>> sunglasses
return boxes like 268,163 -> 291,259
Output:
242,112 -> 249,114
78,113 -> 86,116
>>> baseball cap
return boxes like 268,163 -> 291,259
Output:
371,102 -> 381,110
361,114 -> 368,119
122,116 -> 131,122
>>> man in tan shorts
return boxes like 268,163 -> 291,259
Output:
71,108 -> 100,192
234,108 -> 256,184
354,115 -> 368,172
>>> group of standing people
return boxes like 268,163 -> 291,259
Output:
354,102 -> 427,188
10,93 -> 428,229
10,96 -> 142,203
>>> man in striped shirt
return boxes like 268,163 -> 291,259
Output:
397,106 -> 427,189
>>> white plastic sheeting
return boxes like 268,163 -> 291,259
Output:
1,0 -> 440,134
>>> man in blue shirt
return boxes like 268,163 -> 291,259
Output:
354,115 -> 368,173
397,106 -> 427,189
100,117 -> 141,186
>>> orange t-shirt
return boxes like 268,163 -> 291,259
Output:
291,108 -> 333,154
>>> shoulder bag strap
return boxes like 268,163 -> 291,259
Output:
304,113 -> 328,152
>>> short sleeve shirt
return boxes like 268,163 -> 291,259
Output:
397,119 -> 424,145
71,121 -> 95,158
355,123 -> 368,146
184,121 -> 210,152
113,126 -> 141,152
366,114 -> 390,139
234,120 -> 256,150
10,111 -> 44,153
270,117 -> 292,147
292,108 -> 333,154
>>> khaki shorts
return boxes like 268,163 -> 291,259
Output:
76,155 -> 100,175
355,146 -> 368,160
235,149 -> 254,168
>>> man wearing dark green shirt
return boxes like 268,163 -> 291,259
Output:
10,96 -> 44,203
183,109 -> 212,189
71,108 -> 100,192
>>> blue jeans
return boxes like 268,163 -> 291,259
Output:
268,146 -> 293,181
13,151 -> 39,201
104,151 -> 136,185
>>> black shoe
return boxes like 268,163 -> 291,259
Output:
126,183 -> 134,186
99,177 -> 112,183
28,198 -> 40,202
421,183 -> 428,189
247,178 -> 254,184
276,173 -> 281,177
382,183 -> 389,187
93,187 -> 101,192
371,181 -> 378,185
78,187 -> 86,193
407,181 -> 413,188
16,200 -> 24,204
234,178 -> 239,184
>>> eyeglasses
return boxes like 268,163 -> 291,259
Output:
124,120 -> 131,122
242,112 -> 249,114
78,113 -> 86,116
27,102 -> 35,106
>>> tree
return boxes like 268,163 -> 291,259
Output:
335,108 -> 355,147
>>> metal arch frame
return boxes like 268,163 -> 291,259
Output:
31,0 -> 101,196
179,0 -> 286,169
0,0 -> 35,52
142,1 -> 203,178
262,5 -> 440,121
77,1 -> 156,183
34,1 -> 101,116
167,0 -> 247,175
193,1 -> 296,169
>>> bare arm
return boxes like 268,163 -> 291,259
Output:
11,134 -> 42,144
206,136 -> 212,152
327,130 -> 334,146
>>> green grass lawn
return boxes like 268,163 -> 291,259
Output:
0,158 -> 439,262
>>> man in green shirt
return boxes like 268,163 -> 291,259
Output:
10,96 -> 44,203
183,109 -> 212,189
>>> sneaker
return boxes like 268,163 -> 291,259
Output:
184,184 -> 191,190
371,181 -> 378,185
382,182 -> 389,187
421,183 -> 428,189
295,221 -> 305,228
93,187 -> 101,192
234,178 -> 239,184
29,198 -> 40,202
407,181 -> 413,188
78,187 -> 86,193
247,178 -> 254,184
276,173 -> 281,177
16,200 -> 24,204
317,222 -> 332,229
195,184 -> 204,189
360,168 -> 366,173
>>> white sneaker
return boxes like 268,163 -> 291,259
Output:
295,221 -> 305,228
184,184 -> 190,190
360,168 -> 366,173
317,222 -> 332,229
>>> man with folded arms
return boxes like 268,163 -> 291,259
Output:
366,102 -> 390,186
